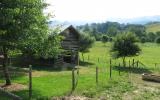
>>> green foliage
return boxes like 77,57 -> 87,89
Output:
35,29 -> 63,59
0,0 -> 47,55
93,33 -> 102,41
101,35 -> 109,44
125,24 -> 146,37
0,0 -> 61,58
77,22 -> 121,37
111,32 -> 141,58
140,37 -> 146,43
147,32 -> 156,42
77,22 -> 151,44
79,33 -> 95,53
155,37 -> 160,44
0,0 -> 61,85
156,31 -> 160,36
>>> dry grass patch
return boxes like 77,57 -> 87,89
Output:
0,83 -> 27,92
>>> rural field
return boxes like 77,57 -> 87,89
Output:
0,42 -> 160,100
1,0 -> 160,100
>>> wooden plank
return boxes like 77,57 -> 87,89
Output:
142,73 -> 160,82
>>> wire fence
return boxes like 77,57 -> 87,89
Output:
0,55 -> 160,99
0,65 -> 32,100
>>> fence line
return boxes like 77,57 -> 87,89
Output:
0,87 -> 22,100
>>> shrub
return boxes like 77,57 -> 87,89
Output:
155,37 -> 160,44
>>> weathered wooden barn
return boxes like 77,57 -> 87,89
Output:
55,25 -> 80,65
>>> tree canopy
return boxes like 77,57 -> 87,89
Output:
111,32 -> 141,59
101,35 -> 109,44
79,33 -> 95,53
155,37 -> 160,44
0,0 -> 61,85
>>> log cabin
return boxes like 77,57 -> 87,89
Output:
55,25 -> 80,65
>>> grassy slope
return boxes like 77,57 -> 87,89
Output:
0,42 -> 160,99
146,23 -> 160,33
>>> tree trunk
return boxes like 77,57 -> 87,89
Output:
2,46 -> 11,85
82,53 -> 84,62
123,57 -> 126,67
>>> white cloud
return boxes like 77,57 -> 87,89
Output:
45,0 -> 160,21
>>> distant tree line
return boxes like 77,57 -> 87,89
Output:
76,22 -> 160,43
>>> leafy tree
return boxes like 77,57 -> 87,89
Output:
111,32 -> 141,67
125,24 -> 146,38
79,33 -> 95,62
155,37 -> 160,44
147,32 -> 156,42
156,31 -> 160,36
36,29 -> 62,59
140,37 -> 146,43
83,24 -> 90,32
94,33 -> 102,41
108,37 -> 113,42
101,35 -> 109,45
107,26 -> 119,36
0,0 -> 50,85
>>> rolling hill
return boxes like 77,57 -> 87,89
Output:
145,22 -> 160,33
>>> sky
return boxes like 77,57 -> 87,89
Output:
45,0 -> 160,22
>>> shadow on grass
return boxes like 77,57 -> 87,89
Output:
113,66 -> 152,74
0,67 -> 28,80
31,63 -> 77,72
79,61 -> 94,66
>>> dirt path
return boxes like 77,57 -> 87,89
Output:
123,74 -> 160,100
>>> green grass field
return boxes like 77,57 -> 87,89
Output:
0,42 -> 160,100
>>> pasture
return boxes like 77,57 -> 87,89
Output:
0,42 -> 160,100
146,22 -> 160,33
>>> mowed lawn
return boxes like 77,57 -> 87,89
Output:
0,42 -> 160,100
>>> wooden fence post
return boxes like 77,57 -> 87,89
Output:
87,55 -> 89,67
78,54 -> 79,66
98,58 -> 99,63
72,69 -> 75,91
137,60 -> 139,68
29,65 -> 32,100
110,59 -> 112,79
132,59 -> 135,67
129,60 -> 130,68
88,55 -> 89,61
96,67 -> 98,84
119,63 -> 121,76
77,68 -> 79,75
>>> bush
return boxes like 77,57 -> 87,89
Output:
101,35 -> 109,44
141,37 -> 146,43
155,37 -> 160,44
